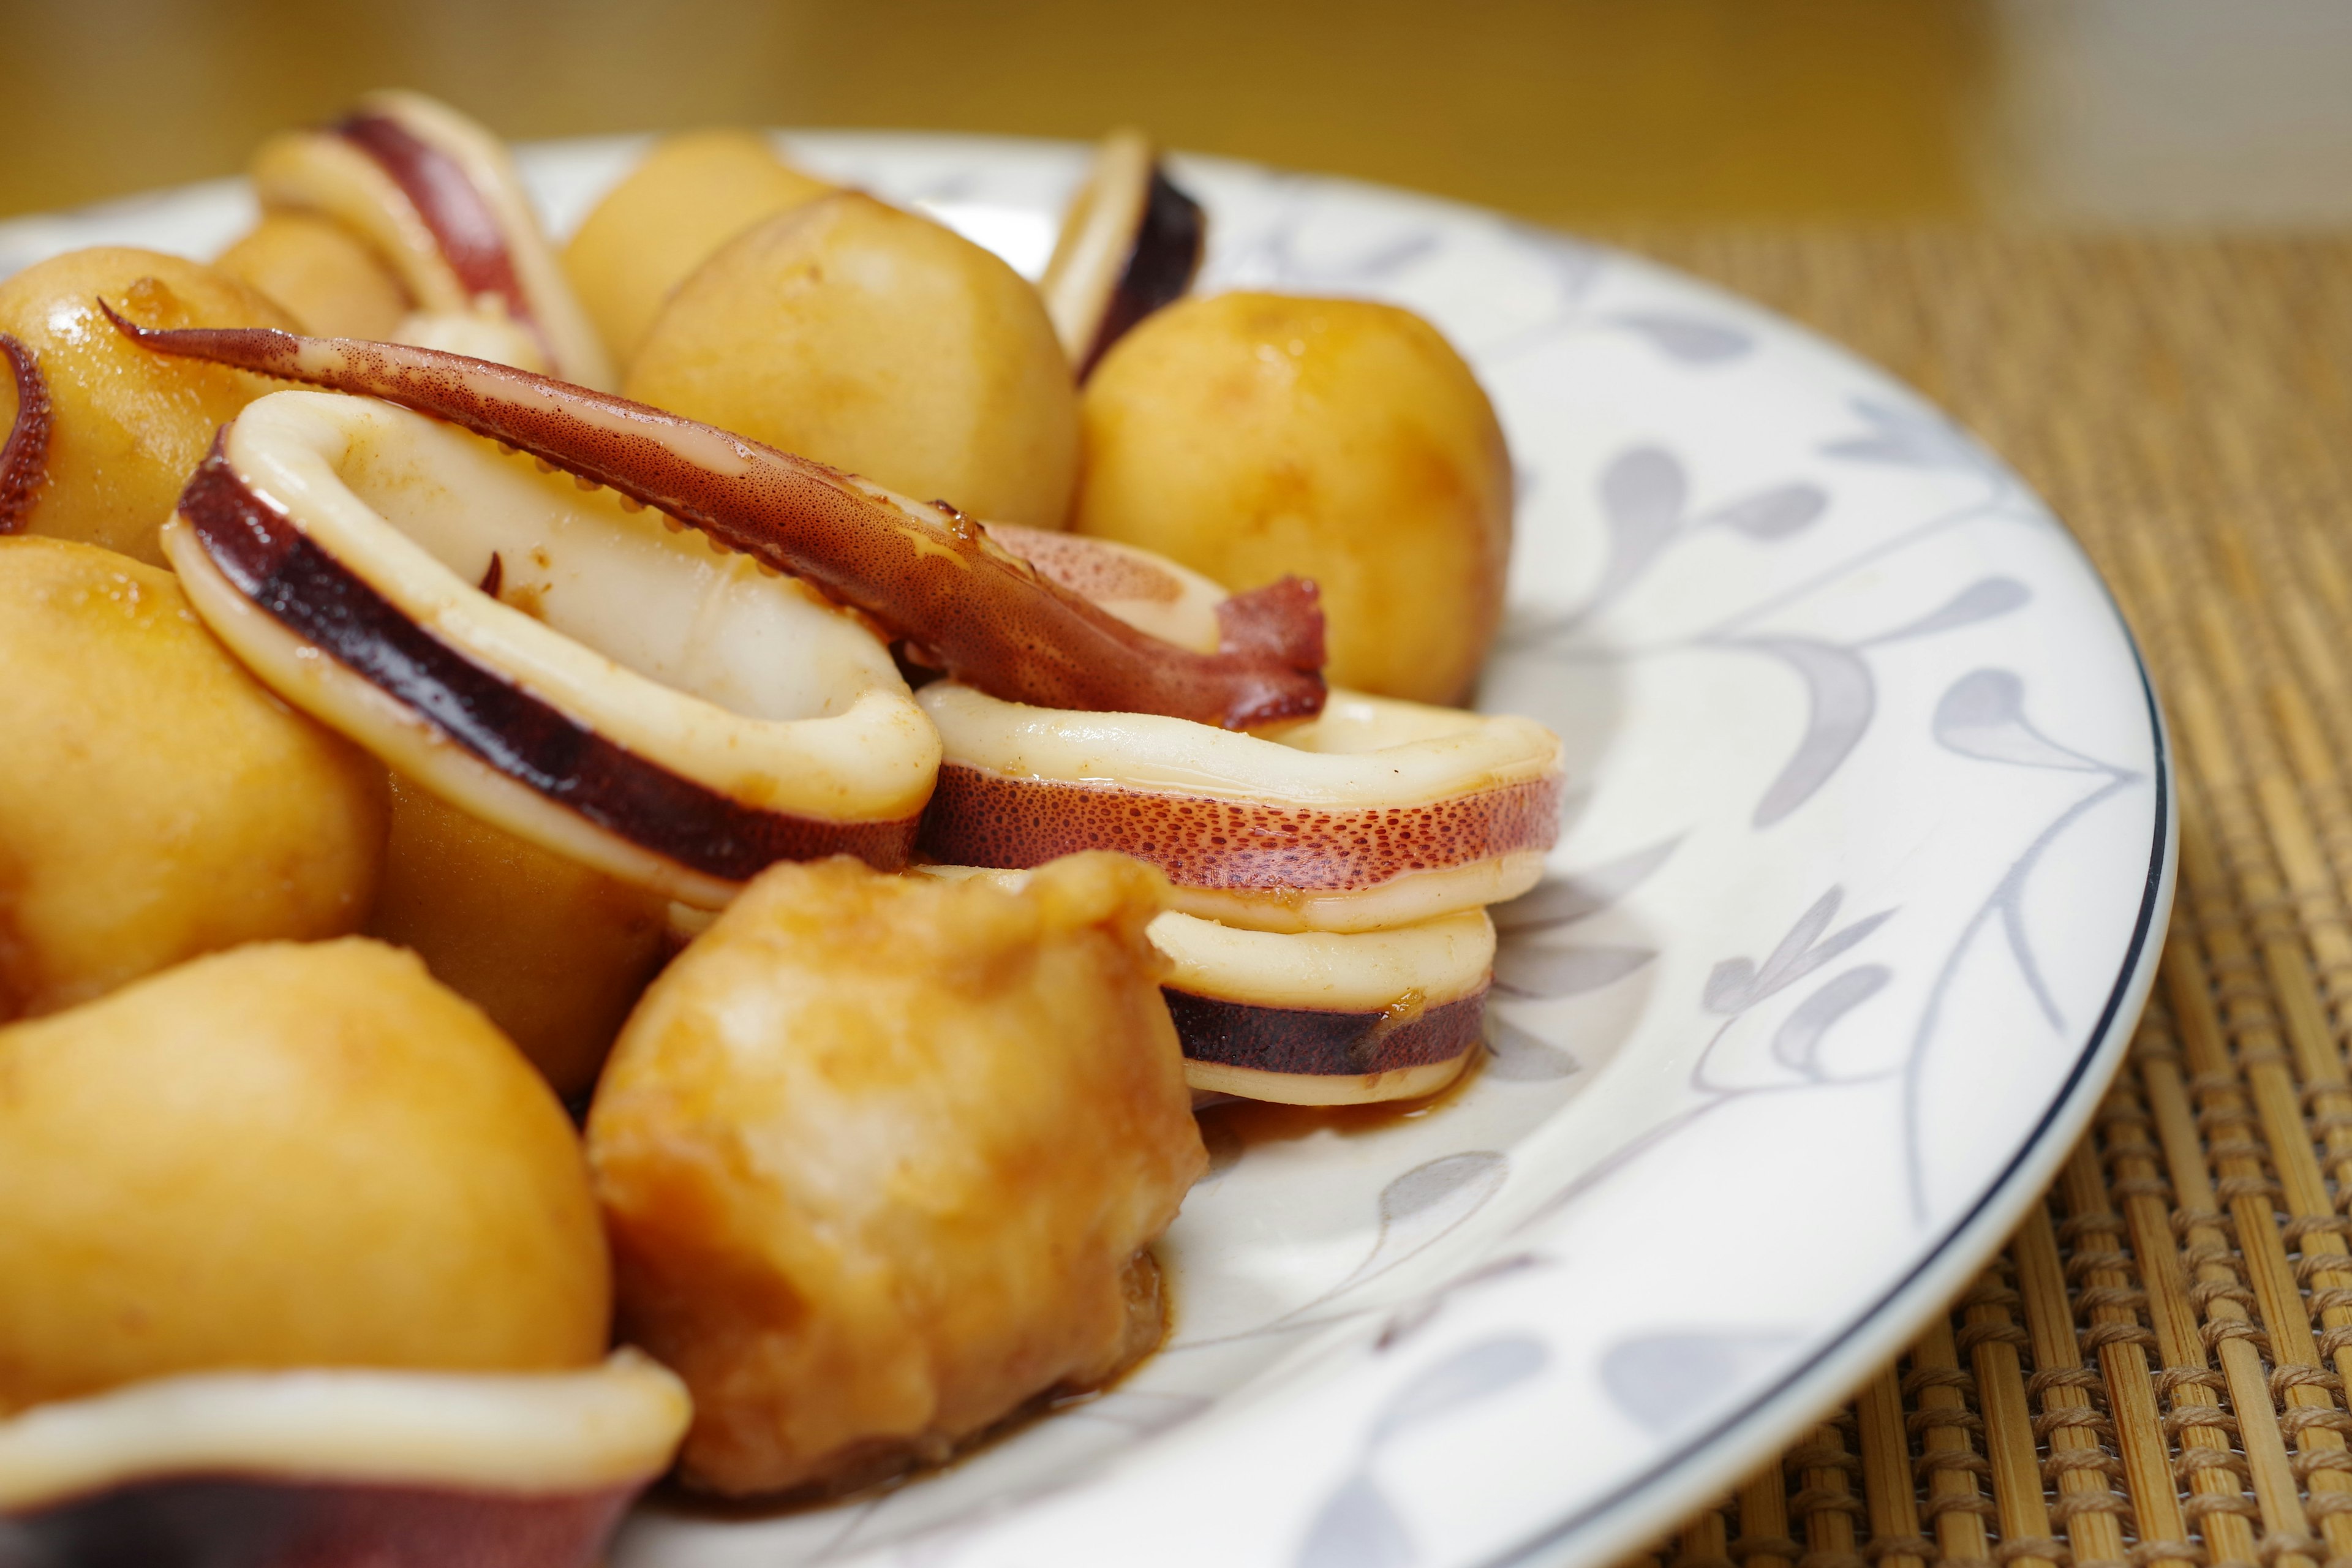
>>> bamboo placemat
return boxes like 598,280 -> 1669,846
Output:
1591,230 -> 2352,1568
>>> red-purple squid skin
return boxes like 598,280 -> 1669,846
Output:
102,311 -> 1330,730
0,1472 -> 641,1568
331,111 -> 552,365
0,333 -> 53,534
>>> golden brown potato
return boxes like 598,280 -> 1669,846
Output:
589,853 -> 1202,1496
0,938 -> 611,1415
0,247 -> 300,565
366,774 -> 671,1100
563,129 -> 834,371
627,192 -> 1079,527
214,211 -> 412,339
0,537 -> 387,1021
1075,292 -> 1512,706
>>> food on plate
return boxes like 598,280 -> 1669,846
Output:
4,94 -> 1573,1531
917,683 -> 1561,933
1152,907 -> 1494,1104
625,191 -> 1082,527
0,248 -> 296,564
925,865 -> 1497,1106
216,211 -> 412,340
249,90 -> 614,388
0,1350 -> 688,1568
0,333 -> 48,532
155,388 -> 940,907
0,940 -> 684,1565
366,775 -> 671,1099
562,129 -> 834,370
113,321 -> 1330,730
1039,129 -> 1206,379
1076,291 -> 1512,705
587,853 -> 1202,1496
0,940 -> 609,1408
0,536 -> 386,1022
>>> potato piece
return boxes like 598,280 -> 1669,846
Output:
563,129 -> 833,371
0,247 -> 300,565
1075,292 -> 1512,706
366,774 -> 671,1100
627,192 -> 1079,528
215,211 -> 412,340
0,938 -> 611,1415
588,852 -> 1202,1496
0,537 -> 387,1021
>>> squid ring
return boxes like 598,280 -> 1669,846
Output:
0,1351 -> 687,1568
916,679 -> 1561,933
916,529 -> 1562,931
162,390 -> 940,908
920,864 -> 1495,1106
1154,907 -> 1493,1104
252,91 -> 613,389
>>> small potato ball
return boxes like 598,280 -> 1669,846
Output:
0,537 -> 387,1021
562,129 -> 834,371
0,247 -> 301,565
0,938 -> 611,1416
589,852 -> 1202,1496
366,774 -> 671,1100
627,192 -> 1079,528
215,212 -> 412,340
1075,292 -> 1512,706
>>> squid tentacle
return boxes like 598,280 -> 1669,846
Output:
104,310 -> 1327,730
0,333 -> 53,534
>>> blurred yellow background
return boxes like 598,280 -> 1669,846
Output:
1,0 -> 2348,226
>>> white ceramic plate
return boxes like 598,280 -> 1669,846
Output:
0,132 -> 2174,1568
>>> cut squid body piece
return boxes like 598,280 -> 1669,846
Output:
1038,129 -> 1206,380
1153,907 -> 1493,1104
252,91 -> 613,388
0,1353 -> 688,1568
160,390 -> 939,909
917,681 -> 1561,933
923,864 -> 1495,1106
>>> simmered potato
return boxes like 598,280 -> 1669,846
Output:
563,129 -> 834,371
0,938 -> 611,1415
0,247 -> 301,565
366,774 -> 671,1100
215,211 -> 412,340
0,537 -> 387,1021
1075,292 -> 1512,705
588,853 -> 1202,1496
627,192 -> 1079,527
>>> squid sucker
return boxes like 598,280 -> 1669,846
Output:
0,333 -> 51,533
104,312 -> 1329,729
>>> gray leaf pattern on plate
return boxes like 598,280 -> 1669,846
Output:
1605,311 -> 1755,364
1295,1336 -> 1548,1568
1482,1014 -> 1580,1081
1820,396 -> 2002,477
1772,965 -> 1893,1077
1705,887 -> 1895,1017
1493,943 -> 1654,999
1493,835 -> 1682,933
1599,1330 -> 1800,1436
1542,447 -> 1830,635
1935,668 -> 2111,771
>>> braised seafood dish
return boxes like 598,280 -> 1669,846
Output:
0,92 -> 1559,1567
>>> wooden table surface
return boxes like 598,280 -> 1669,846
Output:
9,1 -> 2350,227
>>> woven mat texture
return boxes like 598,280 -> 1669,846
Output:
1596,230 -> 2352,1568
